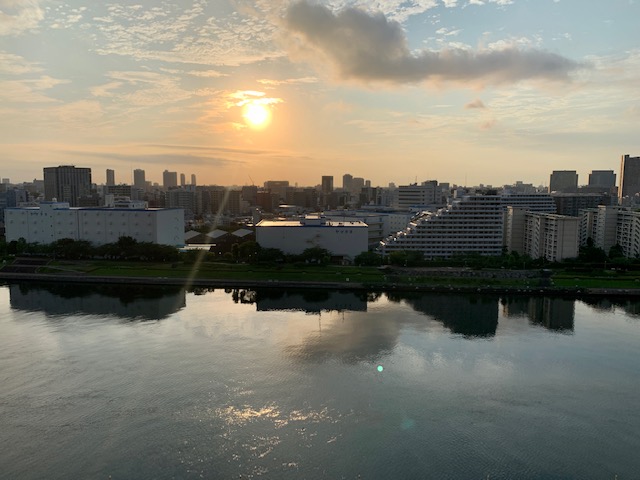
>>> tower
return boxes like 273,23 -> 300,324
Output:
619,154 -> 640,202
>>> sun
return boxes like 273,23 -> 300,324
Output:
243,102 -> 271,129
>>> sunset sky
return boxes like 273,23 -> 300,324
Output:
1,0 -> 638,188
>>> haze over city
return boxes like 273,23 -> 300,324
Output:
1,0 -> 638,186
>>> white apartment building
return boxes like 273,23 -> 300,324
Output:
5,202 -> 184,246
256,215 -> 368,260
579,206 -> 640,258
522,213 -> 578,261
380,194 -> 556,259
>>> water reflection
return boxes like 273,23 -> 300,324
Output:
388,292 -> 499,337
255,289 -> 368,312
9,283 -> 186,320
580,296 -> 640,318
502,296 -> 575,332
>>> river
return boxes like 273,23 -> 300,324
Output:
1,283 -> 639,479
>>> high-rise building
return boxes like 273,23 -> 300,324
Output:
351,177 -> 365,194
588,170 -> 616,189
549,171 -> 578,193
106,169 -> 115,186
133,169 -> 146,189
163,170 -> 178,189
343,174 -> 353,191
191,174 -> 196,185
380,193 -> 556,259
180,173 -> 186,186
619,154 -> 640,202
321,176 -> 334,194
43,165 -> 92,207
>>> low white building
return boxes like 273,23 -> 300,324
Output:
5,201 -> 184,246
256,216 -> 368,260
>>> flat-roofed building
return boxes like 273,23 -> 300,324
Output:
5,202 -> 184,246
43,165 -> 92,207
256,215 -> 367,260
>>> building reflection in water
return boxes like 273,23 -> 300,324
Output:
388,292 -> 500,338
254,289 -> 368,313
580,296 -> 640,318
9,283 -> 186,321
501,296 -> 575,332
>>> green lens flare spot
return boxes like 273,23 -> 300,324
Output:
377,365 -> 384,372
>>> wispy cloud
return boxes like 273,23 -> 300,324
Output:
465,99 -> 486,109
284,1 -> 582,86
0,0 -> 44,36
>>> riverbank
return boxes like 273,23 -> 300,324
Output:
1,267 -> 639,298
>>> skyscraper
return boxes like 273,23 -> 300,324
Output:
106,169 -> 115,186
619,154 -> 640,201
133,169 -> 146,189
180,173 -> 186,186
191,174 -> 196,185
343,174 -> 353,191
549,171 -> 578,193
163,170 -> 178,189
321,175 -> 334,194
43,165 -> 92,207
588,170 -> 616,189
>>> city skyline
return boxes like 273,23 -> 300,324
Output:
1,1 -> 638,186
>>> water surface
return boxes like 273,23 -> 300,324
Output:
1,283 -> 639,479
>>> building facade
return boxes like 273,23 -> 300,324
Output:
256,216 -> 368,260
43,165 -> 92,207
5,202 -> 184,246
549,170 -> 578,193
619,154 -> 640,202
380,194 -> 556,259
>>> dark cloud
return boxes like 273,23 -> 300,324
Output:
284,1 -> 582,85
465,99 -> 486,109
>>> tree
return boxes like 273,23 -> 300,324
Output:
238,241 -> 261,263
354,251 -> 383,266
300,247 -> 331,265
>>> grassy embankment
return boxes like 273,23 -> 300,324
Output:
25,259 -> 640,290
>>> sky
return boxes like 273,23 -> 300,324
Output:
1,0 -> 638,188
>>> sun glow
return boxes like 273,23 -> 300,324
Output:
243,102 -> 271,129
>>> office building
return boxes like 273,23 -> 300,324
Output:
588,170 -> 616,189
163,170 -> 178,189
5,201 -> 184,246
191,174 -> 196,186
133,169 -> 146,190
43,165 -> 92,207
397,181 -> 441,210
180,173 -> 186,186
549,171 -> 578,193
106,169 -> 115,186
343,174 -> 353,191
619,154 -> 640,202
380,194 -> 556,259
321,176 -> 334,194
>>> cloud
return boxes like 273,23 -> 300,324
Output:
0,0 -> 44,36
284,1 -> 581,86
465,99 -> 486,109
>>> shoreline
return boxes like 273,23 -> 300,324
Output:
1,271 -> 638,298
